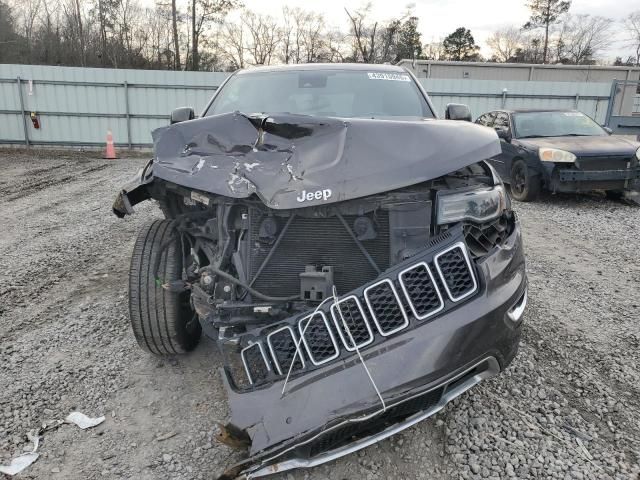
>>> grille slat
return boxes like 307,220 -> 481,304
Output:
398,263 -> 444,320
267,326 -> 305,375
331,296 -> 374,350
364,279 -> 409,335
241,343 -> 271,384
434,243 -> 477,301
298,312 -> 340,365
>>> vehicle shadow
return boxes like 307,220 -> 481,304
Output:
528,190 -> 639,208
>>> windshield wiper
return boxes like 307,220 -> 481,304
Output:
518,133 -> 593,139
545,133 -> 593,137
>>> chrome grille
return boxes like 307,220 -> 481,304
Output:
298,312 -> 340,365
434,243 -> 477,301
241,342 -> 271,384
331,296 -> 374,351
364,279 -> 409,335
267,326 -> 305,375
398,262 -> 444,321
243,241 -> 478,385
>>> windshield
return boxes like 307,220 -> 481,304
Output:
205,69 -> 433,119
513,111 -> 606,138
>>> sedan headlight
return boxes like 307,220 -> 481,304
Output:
636,147 -> 640,160
539,148 -> 576,163
436,185 -> 507,225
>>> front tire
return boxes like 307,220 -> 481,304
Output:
510,159 -> 541,202
129,220 -> 201,355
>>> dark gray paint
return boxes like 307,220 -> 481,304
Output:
150,112 -> 501,210
517,135 -> 639,157
223,224 -> 525,468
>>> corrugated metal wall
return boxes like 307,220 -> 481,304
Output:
0,64 -> 227,147
421,78 -> 612,123
400,60 -> 640,84
0,64 -> 619,147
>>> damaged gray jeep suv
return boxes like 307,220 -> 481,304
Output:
113,63 -> 527,478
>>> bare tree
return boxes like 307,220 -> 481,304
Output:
300,11 -> 325,63
345,4 -> 377,63
189,0 -> 237,70
243,11 -> 280,65
523,0 -> 571,63
559,14 -> 612,64
324,28 -> 349,62
622,11 -> 640,66
487,27 -> 523,62
423,39 -> 445,60
344,4 -> 411,63
171,0 -> 180,69
65,0 -> 86,65
218,20 -> 245,69
16,0 -> 41,55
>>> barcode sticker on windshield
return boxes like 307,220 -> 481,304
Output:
367,72 -> 411,82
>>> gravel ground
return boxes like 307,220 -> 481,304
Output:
1,149 -> 639,480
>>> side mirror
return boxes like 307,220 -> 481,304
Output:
495,127 -> 512,142
170,107 -> 195,124
603,126 -> 613,135
445,103 -> 472,122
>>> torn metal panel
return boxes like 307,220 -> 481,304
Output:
150,112 -> 501,209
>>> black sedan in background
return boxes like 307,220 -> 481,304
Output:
475,109 -> 640,201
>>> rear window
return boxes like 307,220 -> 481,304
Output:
205,70 -> 433,119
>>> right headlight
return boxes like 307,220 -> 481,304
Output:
539,148 -> 576,163
436,185 -> 507,225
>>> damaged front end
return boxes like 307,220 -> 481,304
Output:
114,111 -> 527,478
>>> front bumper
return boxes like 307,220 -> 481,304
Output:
218,222 -> 527,478
543,158 -> 640,193
557,168 -> 640,182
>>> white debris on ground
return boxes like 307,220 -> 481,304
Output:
65,412 -> 105,430
0,149 -> 639,479
0,411 -> 103,476
0,432 -> 40,476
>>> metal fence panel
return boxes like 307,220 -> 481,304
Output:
0,64 -> 619,147
0,64 -> 226,147
421,78 -> 612,124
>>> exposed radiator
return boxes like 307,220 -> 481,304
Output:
248,210 -> 390,297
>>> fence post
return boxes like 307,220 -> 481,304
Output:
16,76 -> 30,147
604,80 -> 617,127
124,81 -> 132,149
574,93 -> 580,109
501,88 -> 508,108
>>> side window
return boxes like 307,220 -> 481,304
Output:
494,112 -> 510,130
476,112 -> 496,127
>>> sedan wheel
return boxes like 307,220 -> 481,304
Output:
510,160 -> 541,202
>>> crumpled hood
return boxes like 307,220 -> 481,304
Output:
151,112 -> 501,209
519,135 -> 640,157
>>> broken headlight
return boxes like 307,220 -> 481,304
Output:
436,185 -> 507,225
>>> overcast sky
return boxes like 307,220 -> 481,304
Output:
238,0 -> 638,60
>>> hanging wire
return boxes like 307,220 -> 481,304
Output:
281,287 -> 387,413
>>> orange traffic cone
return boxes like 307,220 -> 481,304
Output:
104,129 -> 117,159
